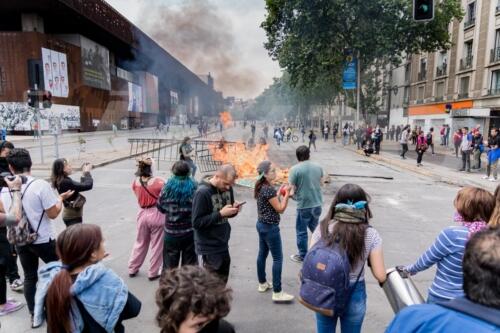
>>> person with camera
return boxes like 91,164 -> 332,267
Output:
0,148 -> 73,327
51,158 -> 94,227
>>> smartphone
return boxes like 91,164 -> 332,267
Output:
235,201 -> 247,207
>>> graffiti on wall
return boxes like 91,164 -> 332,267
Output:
0,103 -> 80,131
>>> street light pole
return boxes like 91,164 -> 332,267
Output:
356,50 -> 361,127
33,84 -> 44,164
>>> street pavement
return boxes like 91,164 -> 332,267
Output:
1,125 -> 475,332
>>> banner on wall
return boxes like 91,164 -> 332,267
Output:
42,48 -> 69,97
0,103 -> 80,131
128,83 -> 143,112
81,36 -> 111,90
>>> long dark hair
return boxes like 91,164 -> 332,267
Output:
135,158 -> 153,177
51,158 -> 67,189
320,184 -> 373,266
46,224 -> 103,333
254,160 -> 272,199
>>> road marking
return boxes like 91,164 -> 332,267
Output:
386,198 -> 400,205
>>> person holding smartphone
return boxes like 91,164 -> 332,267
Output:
254,160 -> 294,303
51,159 -> 93,227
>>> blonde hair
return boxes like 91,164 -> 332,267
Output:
454,187 -> 495,222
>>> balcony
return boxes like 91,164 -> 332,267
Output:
416,99 -> 424,104
464,18 -> 476,29
488,88 -> 500,96
458,92 -> 470,99
491,48 -> 500,63
435,96 -> 444,102
403,96 -> 410,105
436,64 -> 447,77
497,5 -> 500,14
459,56 -> 473,71
417,71 -> 427,81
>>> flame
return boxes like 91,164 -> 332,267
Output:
209,141 -> 289,184
219,111 -> 233,128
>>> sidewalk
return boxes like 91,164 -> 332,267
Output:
341,139 -> 498,191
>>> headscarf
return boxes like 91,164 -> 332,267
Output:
334,201 -> 367,224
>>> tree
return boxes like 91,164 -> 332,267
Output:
262,0 -> 463,117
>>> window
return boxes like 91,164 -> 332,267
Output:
436,81 -> 445,97
491,70 -> 500,94
438,51 -> 448,67
459,76 -> 470,98
464,41 -> 473,59
404,63 -> 411,82
417,85 -> 425,100
420,58 -> 427,73
495,29 -> 500,49
467,2 -> 476,22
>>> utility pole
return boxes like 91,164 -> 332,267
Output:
356,50 -> 361,127
32,84 -> 44,164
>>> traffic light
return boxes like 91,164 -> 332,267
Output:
42,91 -> 52,109
27,90 -> 38,108
414,0 -> 434,21
445,103 -> 452,113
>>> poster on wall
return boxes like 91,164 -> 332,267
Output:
81,36 -> 111,90
0,103 -> 80,131
42,48 -> 69,98
128,83 -> 143,112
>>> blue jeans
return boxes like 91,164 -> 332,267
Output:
315,282 -> 366,333
185,158 -> 197,177
256,222 -> 283,293
296,206 -> 322,259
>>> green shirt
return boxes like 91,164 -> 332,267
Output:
288,160 -> 323,209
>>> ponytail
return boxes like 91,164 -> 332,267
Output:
46,270 -> 74,333
254,177 -> 269,199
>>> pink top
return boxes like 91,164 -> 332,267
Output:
132,177 -> 164,208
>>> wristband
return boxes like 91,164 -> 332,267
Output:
10,189 -> 20,192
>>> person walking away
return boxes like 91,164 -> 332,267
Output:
33,224 -> 141,331
484,128 -> 500,182
157,161 -> 198,270
472,130 -> 484,170
308,184 -> 387,333
426,127 -> 435,155
416,130 -> 427,167
0,141 -> 23,293
411,127 -> 417,145
254,161 -> 294,303
274,128 -> 282,146
129,157 -> 165,280
439,126 -> 445,145
402,187 -> 495,303
300,125 -> 306,142
251,123 -> 256,138
51,159 -> 93,227
342,124 -> 349,146
288,146 -> 324,263
387,228 -> 500,333
179,136 -> 197,177
285,127 -> 292,142
308,130 -> 317,151
0,175 -> 26,315
390,125 -> 395,141
459,127 -> 472,172
332,124 -> 338,143
192,164 -> 242,284
374,125 -> 383,154
453,129 -> 462,158
0,148 -> 73,326
323,125 -> 329,141
445,124 -> 451,146
395,125 -> 401,142
263,124 -> 269,139
156,266 -> 235,333
355,125 -> 364,150
400,125 -> 410,159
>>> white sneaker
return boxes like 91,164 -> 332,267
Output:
482,175 -> 489,179
258,282 -> 272,293
489,177 -> 497,182
272,291 -> 294,303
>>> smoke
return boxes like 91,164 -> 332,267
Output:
138,0 -> 262,98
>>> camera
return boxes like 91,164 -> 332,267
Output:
0,172 -> 27,187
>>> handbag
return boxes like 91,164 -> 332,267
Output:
68,193 -> 86,209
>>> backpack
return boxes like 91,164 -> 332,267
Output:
298,239 -> 364,317
426,133 -> 432,145
6,180 -> 45,246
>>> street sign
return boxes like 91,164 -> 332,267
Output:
343,59 -> 357,90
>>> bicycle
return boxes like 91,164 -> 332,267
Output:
283,132 -> 299,143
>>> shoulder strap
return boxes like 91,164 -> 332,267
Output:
139,178 -> 158,200
19,179 -> 45,233
437,297 -> 500,327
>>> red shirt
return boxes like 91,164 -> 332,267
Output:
132,177 -> 164,208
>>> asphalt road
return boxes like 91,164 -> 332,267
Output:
2,126 -> 461,333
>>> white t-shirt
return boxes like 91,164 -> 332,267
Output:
1,176 -> 59,244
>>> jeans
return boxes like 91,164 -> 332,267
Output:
430,143 -> 435,154
256,222 -> 283,293
185,158 -> 197,177
487,159 -> 498,179
309,141 -> 317,151
400,144 -> 408,158
356,138 -> 362,150
17,240 -> 58,313
454,143 -> 460,157
315,282 -> 367,333
342,135 -> 348,146
473,149 -> 482,169
417,150 -> 424,164
296,206 -> 322,259
163,233 -> 197,270
202,251 -> 231,285
461,151 -> 471,171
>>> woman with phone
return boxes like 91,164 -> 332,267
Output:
51,159 -> 93,227
254,160 -> 294,303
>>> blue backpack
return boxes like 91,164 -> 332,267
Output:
299,239 -> 364,317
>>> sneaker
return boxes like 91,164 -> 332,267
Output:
10,279 -> 23,292
489,177 -> 497,182
290,254 -> 304,263
483,175 -> 489,179
0,300 -> 24,316
258,282 -> 273,293
272,291 -> 294,303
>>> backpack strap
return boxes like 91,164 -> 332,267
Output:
436,297 -> 500,327
139,178 -> 158,200
16,179 -> 45,234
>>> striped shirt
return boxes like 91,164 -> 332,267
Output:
406,226 -> 469,300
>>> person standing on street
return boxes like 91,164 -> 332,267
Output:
254,161 -> 294,303
192,164 -> 241,284
395,125 -> 401,142
472,130 -> 484,170
180,136 -> 197,177
459,127 -> 472,172
308,130 -> 317,151
453,129 -> 462,158
342,124 -> 349,146
0,148 -> 73,326
445,124 -> 451,146
440,126 -> 445,146
399,125 -> 410,159
426,127 -> 435,155
484,128 -> 500,182
332,124 -> 338,143
416,130 -> 427,167
355,125 -> 364,150
51,159 -> 93,227
288,146 -> 323,263
157,161 -> 198,270
129,157 -> 165,281
300,124 -> 306,142
374,125 -> 383,154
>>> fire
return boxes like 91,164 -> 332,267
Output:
219,111 -> 233,128
209,141 -> 290,185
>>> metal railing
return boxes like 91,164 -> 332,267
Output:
488,88 -> 500,96
416,99 -> 424,104
491,47 -> 500,63
458,92 -> 469,99
459,56 -> 473,70
435,96 -> 444,102
436,64 -> 447,77
464,18 -> 476,29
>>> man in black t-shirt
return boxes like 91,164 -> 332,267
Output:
192,164 -> 242,284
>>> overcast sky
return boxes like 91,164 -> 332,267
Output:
106,0 -> 281,99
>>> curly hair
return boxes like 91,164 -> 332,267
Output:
156,266 -> 232,333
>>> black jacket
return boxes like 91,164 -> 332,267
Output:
56,173 -> 93,206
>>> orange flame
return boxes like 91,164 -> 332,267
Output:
219,112 -> 233,128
